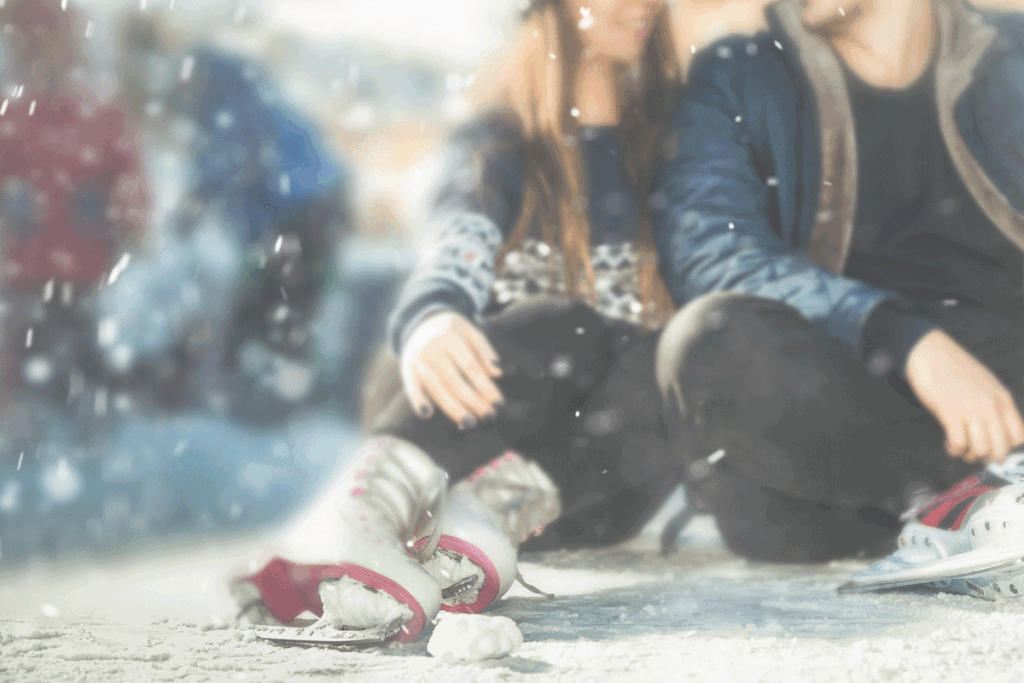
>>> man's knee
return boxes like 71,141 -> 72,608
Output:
655,293 -> 789,382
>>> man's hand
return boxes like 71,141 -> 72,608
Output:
905,329 -> 1024,464
400,311 -> 504,429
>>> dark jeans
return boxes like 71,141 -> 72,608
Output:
656,293 -> 1024,562
367,297 -> 681,549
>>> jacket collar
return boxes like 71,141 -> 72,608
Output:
764,0 -> 1024,271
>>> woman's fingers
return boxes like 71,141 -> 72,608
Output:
398,310 -> 505,428
415,361 -> 472,427
448,346 -> 504,412
400,357 -> 434,419
465,325 -> 504,378
402,371 -> 434,420
435,351 -> 497,421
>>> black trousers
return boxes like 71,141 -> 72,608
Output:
656,293 -> 1024,562
367,297 -> 681,549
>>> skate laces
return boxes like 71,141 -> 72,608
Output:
357,438 -> 448,561
457,451 -> 562,544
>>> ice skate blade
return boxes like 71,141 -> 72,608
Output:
838,548 -> 1024,594
254,616 -> 404,647
441,575 -> 479,600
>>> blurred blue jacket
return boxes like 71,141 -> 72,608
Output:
186,48 -> 347,244
652,0 -> 1024,354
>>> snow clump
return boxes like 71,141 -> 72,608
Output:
427,613 -> 522,662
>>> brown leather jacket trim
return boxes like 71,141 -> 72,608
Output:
771,0 -> 1024,273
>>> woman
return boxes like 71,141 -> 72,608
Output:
234,0 -> 684,643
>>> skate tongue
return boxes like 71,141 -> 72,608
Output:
318,576 -> 413,630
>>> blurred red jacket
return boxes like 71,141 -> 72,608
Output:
0,91 -> 148,289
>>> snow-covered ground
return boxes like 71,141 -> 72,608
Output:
5,517 -> 1024,682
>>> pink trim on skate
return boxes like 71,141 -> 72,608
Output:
436,535 -> 501,614
242,557 -> 427,643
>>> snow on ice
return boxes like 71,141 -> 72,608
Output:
427,613 -> 523,662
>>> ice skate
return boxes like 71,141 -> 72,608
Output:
840,453 -> 1024,598
232,436 -> 447,643
421,450 -> 561,613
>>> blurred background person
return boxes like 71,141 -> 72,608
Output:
102,9 -> 352,426
0,0 -> 149,425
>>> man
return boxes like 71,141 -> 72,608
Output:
651,0 -> 1024,561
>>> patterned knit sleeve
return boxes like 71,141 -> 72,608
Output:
387,112 -> 527,353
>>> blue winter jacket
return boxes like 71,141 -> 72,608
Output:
186,48 -> 348,244
652,0 -> 1024,355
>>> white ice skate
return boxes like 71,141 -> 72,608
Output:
232,437 -> 447,644
840,453 -> 1024,599
421,450 -> 561,613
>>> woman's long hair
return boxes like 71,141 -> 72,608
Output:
475,0 -> 680,327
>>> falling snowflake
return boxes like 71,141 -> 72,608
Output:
41,457 -> 83,505
180,55 -> 196,82
215,110 -> 235,130
0,481 -> 20,512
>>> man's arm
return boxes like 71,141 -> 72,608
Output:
653,47 -> 1024,463
652,51 -> 896,357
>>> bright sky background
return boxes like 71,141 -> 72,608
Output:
73,0 -> 522,69
268,0 -> 520,67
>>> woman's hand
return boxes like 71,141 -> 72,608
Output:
400,311 -> 504,428
905,329 -> 1024,464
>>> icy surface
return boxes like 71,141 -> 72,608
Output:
7,522 -> 1024,681
427,613 -> 522,662
318,576 -> 412,630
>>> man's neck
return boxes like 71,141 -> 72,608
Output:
826,0 -> 937,89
